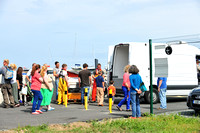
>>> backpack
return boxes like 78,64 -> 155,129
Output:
4,66 -> 13,80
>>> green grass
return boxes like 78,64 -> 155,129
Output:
13,114 -> 200,133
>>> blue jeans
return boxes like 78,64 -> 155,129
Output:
130,91 -> 141,117
118,86 -> 130,109
159,88 -> 167,109
32,90 -> 43,112
55,79 -> 59,100
81,87 -> 90,104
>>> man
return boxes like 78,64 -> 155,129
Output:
78,63 -> 92,105
53,61 -> 60,101
0,59 -> 15,108
26,63 -> 36,84
92,63 -> 104,102
157,77 -> 167,110
57,64 -> 69,105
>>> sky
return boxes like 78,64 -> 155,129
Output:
0,0 -> 200,69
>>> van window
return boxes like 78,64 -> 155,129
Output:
154,58 -> 168,77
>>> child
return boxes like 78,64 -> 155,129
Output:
57,64 -> 69,105
107,80 -> 116,105
95,71 -> 105,106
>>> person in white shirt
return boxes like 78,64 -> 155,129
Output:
26,63 -> 36,84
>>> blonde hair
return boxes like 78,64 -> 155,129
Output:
4,59 -> 9,65
124,65 -> 130,72
10,64 -> 17,70
40,66 -> 47,77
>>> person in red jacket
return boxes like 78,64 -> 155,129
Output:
92,63 -> 104,102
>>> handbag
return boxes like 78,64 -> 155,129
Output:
21,85 -> 27,95
140,82 -> 147,92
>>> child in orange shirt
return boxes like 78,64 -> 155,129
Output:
107,80 -> 116,105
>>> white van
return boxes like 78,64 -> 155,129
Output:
107,42 -> 200,103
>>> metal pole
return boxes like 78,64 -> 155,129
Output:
149,39 -> 153,114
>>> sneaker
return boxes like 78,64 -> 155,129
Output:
116,105 -> 122,111
15,104 -> 20,107
3,105 -> 9,108
10,105 -> 15,108
36,110 -> 43,114
24,102 -> 28,106
32,112 -> 40,115
126,109 -> 132,111
48,107 -> 55,111
129,116 -> 136,119
99,104 -> 104,106
41,109 -> 47,112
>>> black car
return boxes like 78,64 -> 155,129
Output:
187,87 -> 200,113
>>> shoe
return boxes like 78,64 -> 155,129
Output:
15,104 -> 20,107
32,112 -> 40,115
129,116 -> 136,119
24,102 -> 28,106
99,104 -> 104,106
157,107 -> 166,110
58,102 -> 61,105
48,107 -> 55,111
36,110 -> 43,114
3,105 -> 9,108
10,105 -> 15,108
116,105 -> 122,111
41,109 -> 47,112
126,109 -> 132,111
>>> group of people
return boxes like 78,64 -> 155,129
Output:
0,59 -> 167,117
0,59 -> 29,108
78,63 -> 116,106
116,65 -> 167,119
0,60 -> 55,115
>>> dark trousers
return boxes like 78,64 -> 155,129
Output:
1,84 -> 15,106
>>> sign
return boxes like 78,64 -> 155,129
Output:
165,46 -> 172,55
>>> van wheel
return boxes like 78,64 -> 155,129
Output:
144,88 -> 159,104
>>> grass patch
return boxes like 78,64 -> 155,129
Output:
5,114 -> 200,133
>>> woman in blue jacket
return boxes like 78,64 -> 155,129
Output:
129,65 -> 142,119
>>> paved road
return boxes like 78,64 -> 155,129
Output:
0,96 -> 189,130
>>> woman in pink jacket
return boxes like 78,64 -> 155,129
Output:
116,65 -> 131,111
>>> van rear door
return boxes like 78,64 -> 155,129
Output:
112,44 -> 129,95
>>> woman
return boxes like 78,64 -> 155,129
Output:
40,65 -> 55,111
17,67 -> 27,106
129,65 -> 142,119
10,64 -> 20,107
116,65 -> 131,111
31,64 -> 43,115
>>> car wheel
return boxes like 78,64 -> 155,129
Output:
144,88 -> 159,104
194,109 -> 200,116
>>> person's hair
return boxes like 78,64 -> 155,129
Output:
55,61 -> 59,65
109,80 -> 114,85
62,64 -> 67,68
98,71 -> 102,75
129,65 -> 139,74
32,63 -> 36,67
40,66 -> 47,77
83,63 -> 88,68
10,64 -> 17,70
31,64 -> 41,76
124,65 -> 130,72
97,63 -> 101,66
4,59 -> 9,65
17,67 -> 23,76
